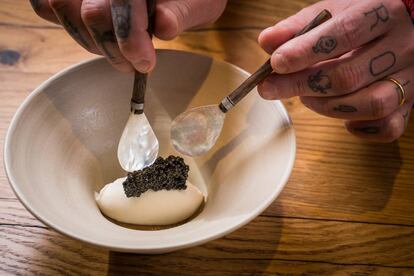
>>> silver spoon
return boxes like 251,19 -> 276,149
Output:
170,10 -> 332,157
117,0 -> 158,172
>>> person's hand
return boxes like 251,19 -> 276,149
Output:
258,0 -> 414,142
30,0 -> 227,73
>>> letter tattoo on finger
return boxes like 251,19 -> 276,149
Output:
111,0 -> 131,40
333,105 -> 357,112
313,36 -> 337,54
354,126 -> 381,134
364,4 -> 389,31
369,51 -> 396,77
308,70 -> 332,94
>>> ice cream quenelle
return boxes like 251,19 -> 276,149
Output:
95,156 -> 204,225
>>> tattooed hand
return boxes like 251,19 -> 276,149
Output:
257,0 -> 414,142
30,0 -> 227,73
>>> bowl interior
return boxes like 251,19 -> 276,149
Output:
5,50 -> 295,253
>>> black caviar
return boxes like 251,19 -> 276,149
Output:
123,155 -> 189,197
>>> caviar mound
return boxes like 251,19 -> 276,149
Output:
123,155 -> 190,197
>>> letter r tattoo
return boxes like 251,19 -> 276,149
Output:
364,4 -> 389,31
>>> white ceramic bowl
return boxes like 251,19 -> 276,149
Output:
4,50 -> 296,253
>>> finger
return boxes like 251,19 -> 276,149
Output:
155,0 -> 228,40
258,0 -> 356,54
81,0 -> 134,73
49,0 -> 100,54
270,0 -> 408,74
110,0 -> 155,73
30,0 -> 60,24
300,68 -> 414,120
258,34 -> 411,99
346,102 -> 413,142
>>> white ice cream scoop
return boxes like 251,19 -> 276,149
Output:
95,177 -> 204,225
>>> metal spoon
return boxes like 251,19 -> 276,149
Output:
171,10 -> 332,157
117,0 -> 158,172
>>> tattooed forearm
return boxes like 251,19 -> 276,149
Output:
308,70 -> 332,94
111,0 -> 131,40
354,126 -> 380,134
369,51 -> 396,76
61,15 -> 89,49
364,4 -> 389,31
91,28 -> 117,59
333,105 -> 357,112
313,36 -> 337,54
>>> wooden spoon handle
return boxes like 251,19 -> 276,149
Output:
131,0 -> 156,114
219,9 -> 332,113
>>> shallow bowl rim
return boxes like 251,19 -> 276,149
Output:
3,49 -> 296,253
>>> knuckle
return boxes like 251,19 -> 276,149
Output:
117,39 -> 134,55
386,0 -> 406,18
170,1 -> 192,32
111,60 -> 134,72
370,93 -> 386,118
294,77 -> 308,96
205,0 -> 227,22
81,0 -> 106,25
111,59 -> 125,65
283,43 -> 312,71
257,82 -> 271,99
383,116 -> 404,142
332,64 -> 363,93
335,15 -> 359,49
407,39 -> 414,58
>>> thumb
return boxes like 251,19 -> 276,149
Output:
155,0 -> 227,40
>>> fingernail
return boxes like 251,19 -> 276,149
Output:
135,60 -> 151,73
258,27 -> 272,44
272,52 -> 288,74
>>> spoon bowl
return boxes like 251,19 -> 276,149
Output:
170,10 -> 331,157
117,112 -> 159,171
171,105 -> 225,156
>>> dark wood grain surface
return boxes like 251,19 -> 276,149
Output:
1,0 -> 414,275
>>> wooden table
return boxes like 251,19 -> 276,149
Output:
1,0 -> 414,274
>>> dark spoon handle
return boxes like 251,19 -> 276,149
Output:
131,0 -> 156,114
219,9 -> 332,113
